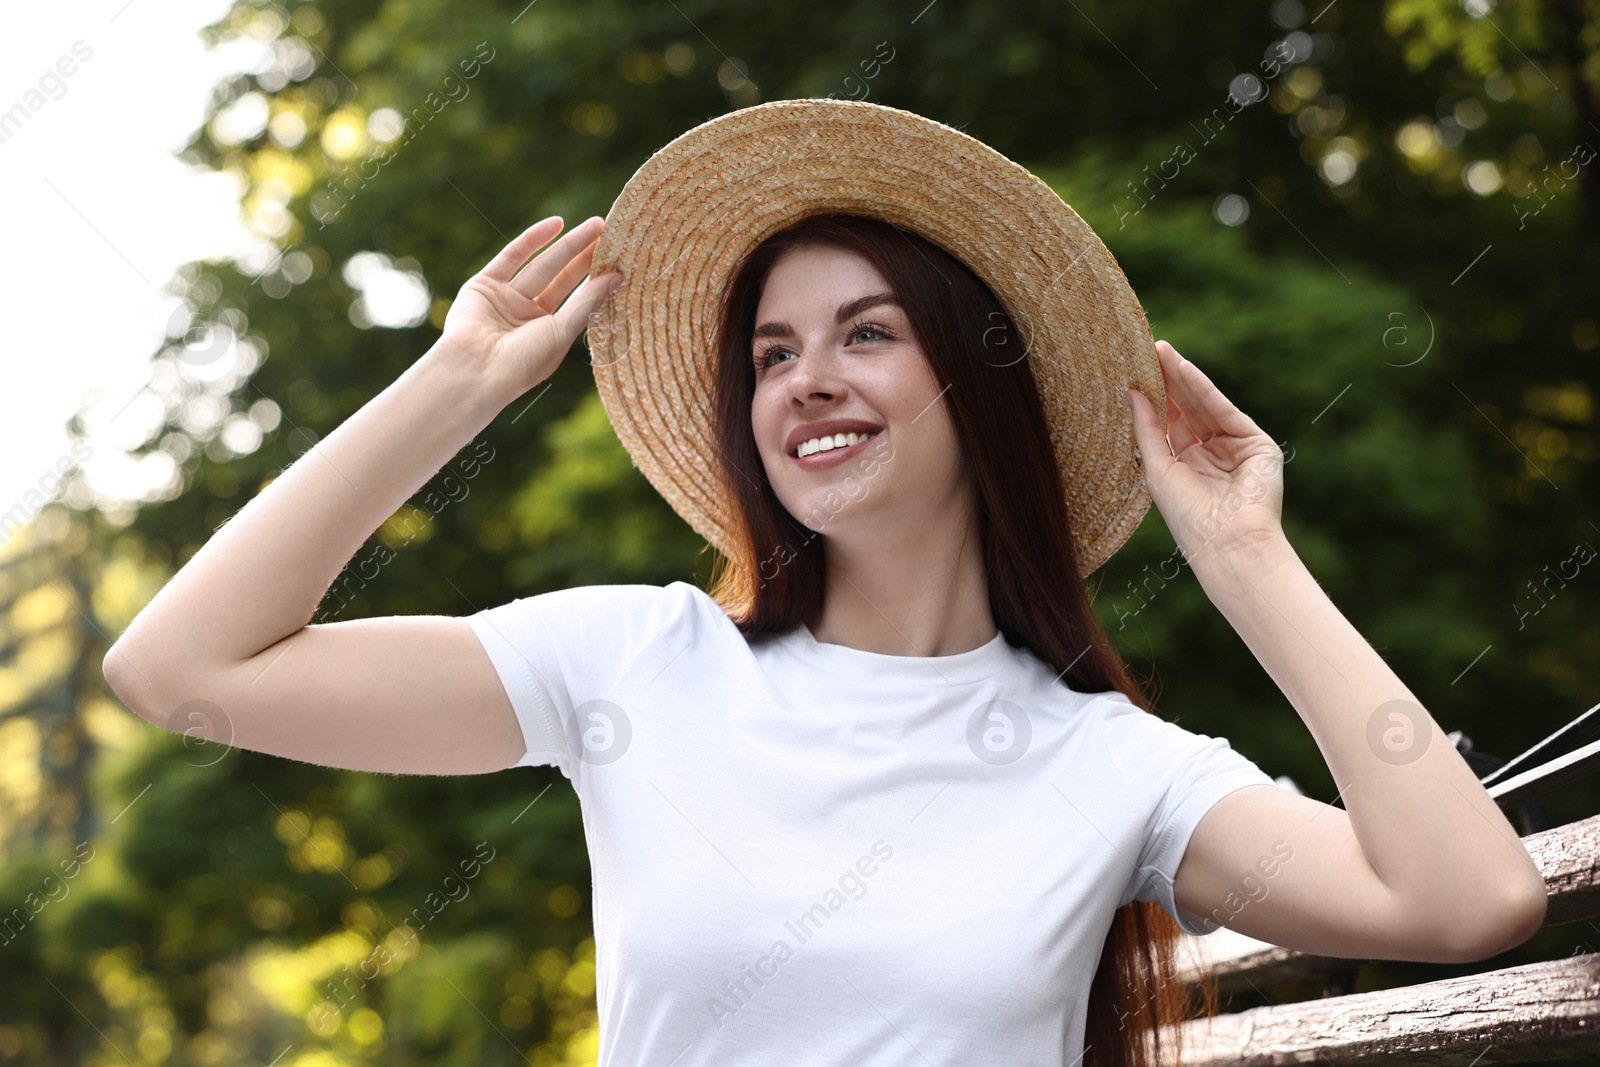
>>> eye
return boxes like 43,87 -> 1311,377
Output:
755,343 -> 794,370
755,322 -> 894,371
849,323 -> 889,345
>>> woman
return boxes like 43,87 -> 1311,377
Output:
104,100 -> 1546,1067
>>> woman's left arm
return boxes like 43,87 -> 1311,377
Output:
1125,340 -> 1547,963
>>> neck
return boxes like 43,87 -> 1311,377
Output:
809,500 -> 996,658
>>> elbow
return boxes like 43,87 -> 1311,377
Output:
1497,880 -> 1550,951
104,639 -> 239,749
1437,879 -> 1548,963
102,637 -> 168,726
102,641 -> 139,712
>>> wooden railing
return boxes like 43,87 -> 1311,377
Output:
1164,705 -> 1600,1067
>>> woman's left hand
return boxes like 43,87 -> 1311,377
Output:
1125,340 -> 1286,562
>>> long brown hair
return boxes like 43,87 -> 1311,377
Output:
703,213 -> 1217,1067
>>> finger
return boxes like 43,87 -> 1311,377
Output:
1156,340 -> 1218,445
481,217 -> 564,283
535,234 -> 601,312
550,271 -> 623,349
510,216 -> 605,300
1158,341 -> 1265,443
1126,386 -> 1176,481
1178,357 -> 1272,442
1165,388 -> 1203,457
1158,340 -> 1225,443
1155,342 -> 1203,456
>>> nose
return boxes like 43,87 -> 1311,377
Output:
786,348 -> 846,406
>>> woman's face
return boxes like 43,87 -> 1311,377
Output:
749,244 -> 971,543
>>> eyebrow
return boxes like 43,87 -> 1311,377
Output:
752,292 -> 901,341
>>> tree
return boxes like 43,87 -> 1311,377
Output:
3,0 -> 1595,1061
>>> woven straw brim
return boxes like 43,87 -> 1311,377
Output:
587,97 -> 1164,578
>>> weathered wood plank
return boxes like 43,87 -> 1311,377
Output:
1172,814 -> 1600,991
1173,927 -> 1340,995
1535,812 -> 1600,926
1160,953 -> 1600,1067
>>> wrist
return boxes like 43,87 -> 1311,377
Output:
1188,525 -> 1298,588
414,337 -> 520,423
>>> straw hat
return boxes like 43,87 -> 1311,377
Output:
586,97 -> 1164,578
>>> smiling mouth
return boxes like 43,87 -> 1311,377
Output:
780,431 -> 883,473
793,430 -> 880,459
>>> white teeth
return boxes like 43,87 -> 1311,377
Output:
796,431 -> 877,458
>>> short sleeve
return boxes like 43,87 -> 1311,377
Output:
463,582 -> 693,779
1096,692 -> 1280,936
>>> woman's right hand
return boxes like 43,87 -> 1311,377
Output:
437,215 -> 622,398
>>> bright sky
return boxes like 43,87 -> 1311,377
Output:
0,0 -> 260,540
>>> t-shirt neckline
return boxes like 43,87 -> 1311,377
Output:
787,620 -> 1014,686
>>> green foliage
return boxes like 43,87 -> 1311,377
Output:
1064,155 -> 1496,778
506,392 -> 707,589
4,0 -> 1597,1061
1383,0 -> 1591,78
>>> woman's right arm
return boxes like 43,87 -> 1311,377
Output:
101,215 -> 623,776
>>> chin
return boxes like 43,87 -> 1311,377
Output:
782,491 -> 876,538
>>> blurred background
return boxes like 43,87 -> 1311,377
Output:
1,0 -> 1597,1063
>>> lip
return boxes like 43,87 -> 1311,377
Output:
784,418 -> 884,457
791,431 -> 883,470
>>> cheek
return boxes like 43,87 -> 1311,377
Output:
895,410 -> 966,490
751,394 -> 783,458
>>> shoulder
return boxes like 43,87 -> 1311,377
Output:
1084,689 -> 1199,740
1082,691 -> 1225,780
537,580 -> 722,638
489,579 -> 712,626
470,580 -> 727,662
469,580 -> 734,696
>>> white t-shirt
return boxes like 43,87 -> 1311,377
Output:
464,580 -> 1279,1067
